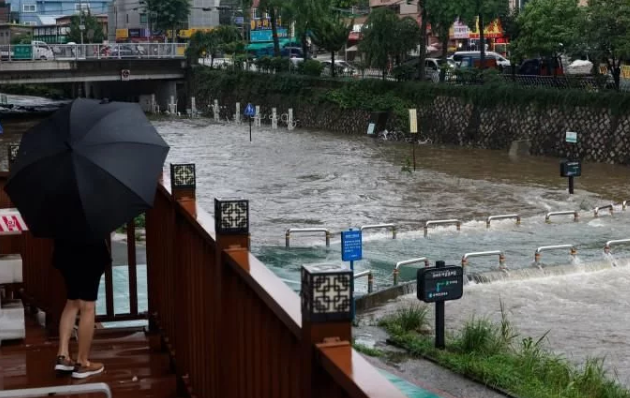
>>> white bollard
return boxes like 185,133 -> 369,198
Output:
288,108 -> 295,131
191,97 -> 196,117
255,105 -> 261,127
150,94 -> 156,113
235,102 -> 241,124
213,99 -> 220,122
272,107 -> 278,129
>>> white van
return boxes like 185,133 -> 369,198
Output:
451,51 -> 510,68
31,41 -> 54,60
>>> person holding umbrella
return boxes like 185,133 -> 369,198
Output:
5,98 -> 169,378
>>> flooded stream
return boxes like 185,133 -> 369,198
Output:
3,108 -> 630,386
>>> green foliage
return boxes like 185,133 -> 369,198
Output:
0,84 -> 65,99
297,60 -> 324,76
187,27 -> 244,65
458,0 -> 509,66
10,32 -> 31,44
352,343 -> 384,357
583,0 -> 630,89
311,14 -> 353,77
144,0 -> 190,33
67,11 -> 105,44
359,8 -> 406,75
378,304 -> 429,333
512,0 -> 583,59
382,302 -> 630,398
191,69 -> 630,125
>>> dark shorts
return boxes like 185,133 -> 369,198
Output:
59,265 -> 105,302
53,239 -> 111,302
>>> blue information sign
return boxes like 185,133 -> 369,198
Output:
0,121 -> 4,134
244,103 -> 255,117
341,229 -> 362,262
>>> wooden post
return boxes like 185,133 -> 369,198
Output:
300,263 -> 353,398
214,196 -> 250,398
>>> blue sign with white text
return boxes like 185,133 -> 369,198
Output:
341,229 -> 362,262
244,103 -> 255,117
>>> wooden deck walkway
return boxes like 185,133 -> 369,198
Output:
0,312 -> 177,398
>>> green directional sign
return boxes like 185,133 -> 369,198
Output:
417,265 -> 464,303
13,45 -> 32,60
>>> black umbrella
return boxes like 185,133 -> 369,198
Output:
4,98 -> 169,240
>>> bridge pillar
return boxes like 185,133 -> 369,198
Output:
155,81 -> 177,115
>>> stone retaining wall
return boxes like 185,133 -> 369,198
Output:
193,75 -> 630,164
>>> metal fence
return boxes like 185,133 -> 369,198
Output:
0,43 -> 188,61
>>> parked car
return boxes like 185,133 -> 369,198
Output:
451,51 -> 510,69
321,60 -> 357,76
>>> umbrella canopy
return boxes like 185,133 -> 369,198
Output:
5,98 -> 169,241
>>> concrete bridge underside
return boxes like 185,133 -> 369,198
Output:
0,59 -> 187,111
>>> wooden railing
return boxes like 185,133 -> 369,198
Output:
0,170 -> 145,334
146,165 -> 405,398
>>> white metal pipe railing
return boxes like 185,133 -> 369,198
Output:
393,257 -> 429,285
0,383 -> 112,398
461,251 -> 507,270
534,244 -> 577,267
486,214 -> 521,228
424,219 -> 461,237
593,204 -> 613,218
545,211 -> 579,223
285,228 -> 331,248
354,269 -> 374,293
604,239 -> 630,254
360,223 -> 397,239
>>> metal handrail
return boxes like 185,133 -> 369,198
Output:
0,383 -> 112,398
354,269 -> 374,293
423,219 -> 461,237
285,228 -> 331,248
360,223 -> 397,239
534,244 -> 577,267
593,204 -> 614,218
545,211 -> 579,223
486,214 -> 521,228
393,257 -> 429,285
461,251 -> 507,270
604,239 -> 630,254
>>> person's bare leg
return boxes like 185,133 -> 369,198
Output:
57,300 -> 79,358
76,300 -> 96,365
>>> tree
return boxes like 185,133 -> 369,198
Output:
425,0 -> 459,81
311,15 -> 353,77
392,17 -> 419,65
459,0 -> 508,68
68,11 -> 105,44
511,0 -> 582,62
144,0 -> 190,43
258,0 -> 292,56
186,26 -> 244,67
359,7 -> 399,79
583,0 -> 630,90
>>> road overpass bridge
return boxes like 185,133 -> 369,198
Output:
0,43 -> 189,111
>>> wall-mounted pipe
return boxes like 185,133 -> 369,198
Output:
593,204 -> 613,218
354,270 -> 374,293
360,224 -> 397,239
486,214 -> 521,228
545,211 -> 579,224
393,257 -> 429,285
285,228 -> 331,248
461,251 -> 507,271
534,244 -> 577,267
424,219 -> 461,237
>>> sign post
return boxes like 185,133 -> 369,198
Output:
563,132 -> 579,194
244,103 -> 255,142
341,229 -> 363,320
409,109 -> 418,171
417,260 -> 464,349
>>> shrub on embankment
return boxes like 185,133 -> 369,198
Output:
375,303 -> 630,398
190,67 -> 630,164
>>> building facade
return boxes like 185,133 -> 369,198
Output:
8,0 -> 110,26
